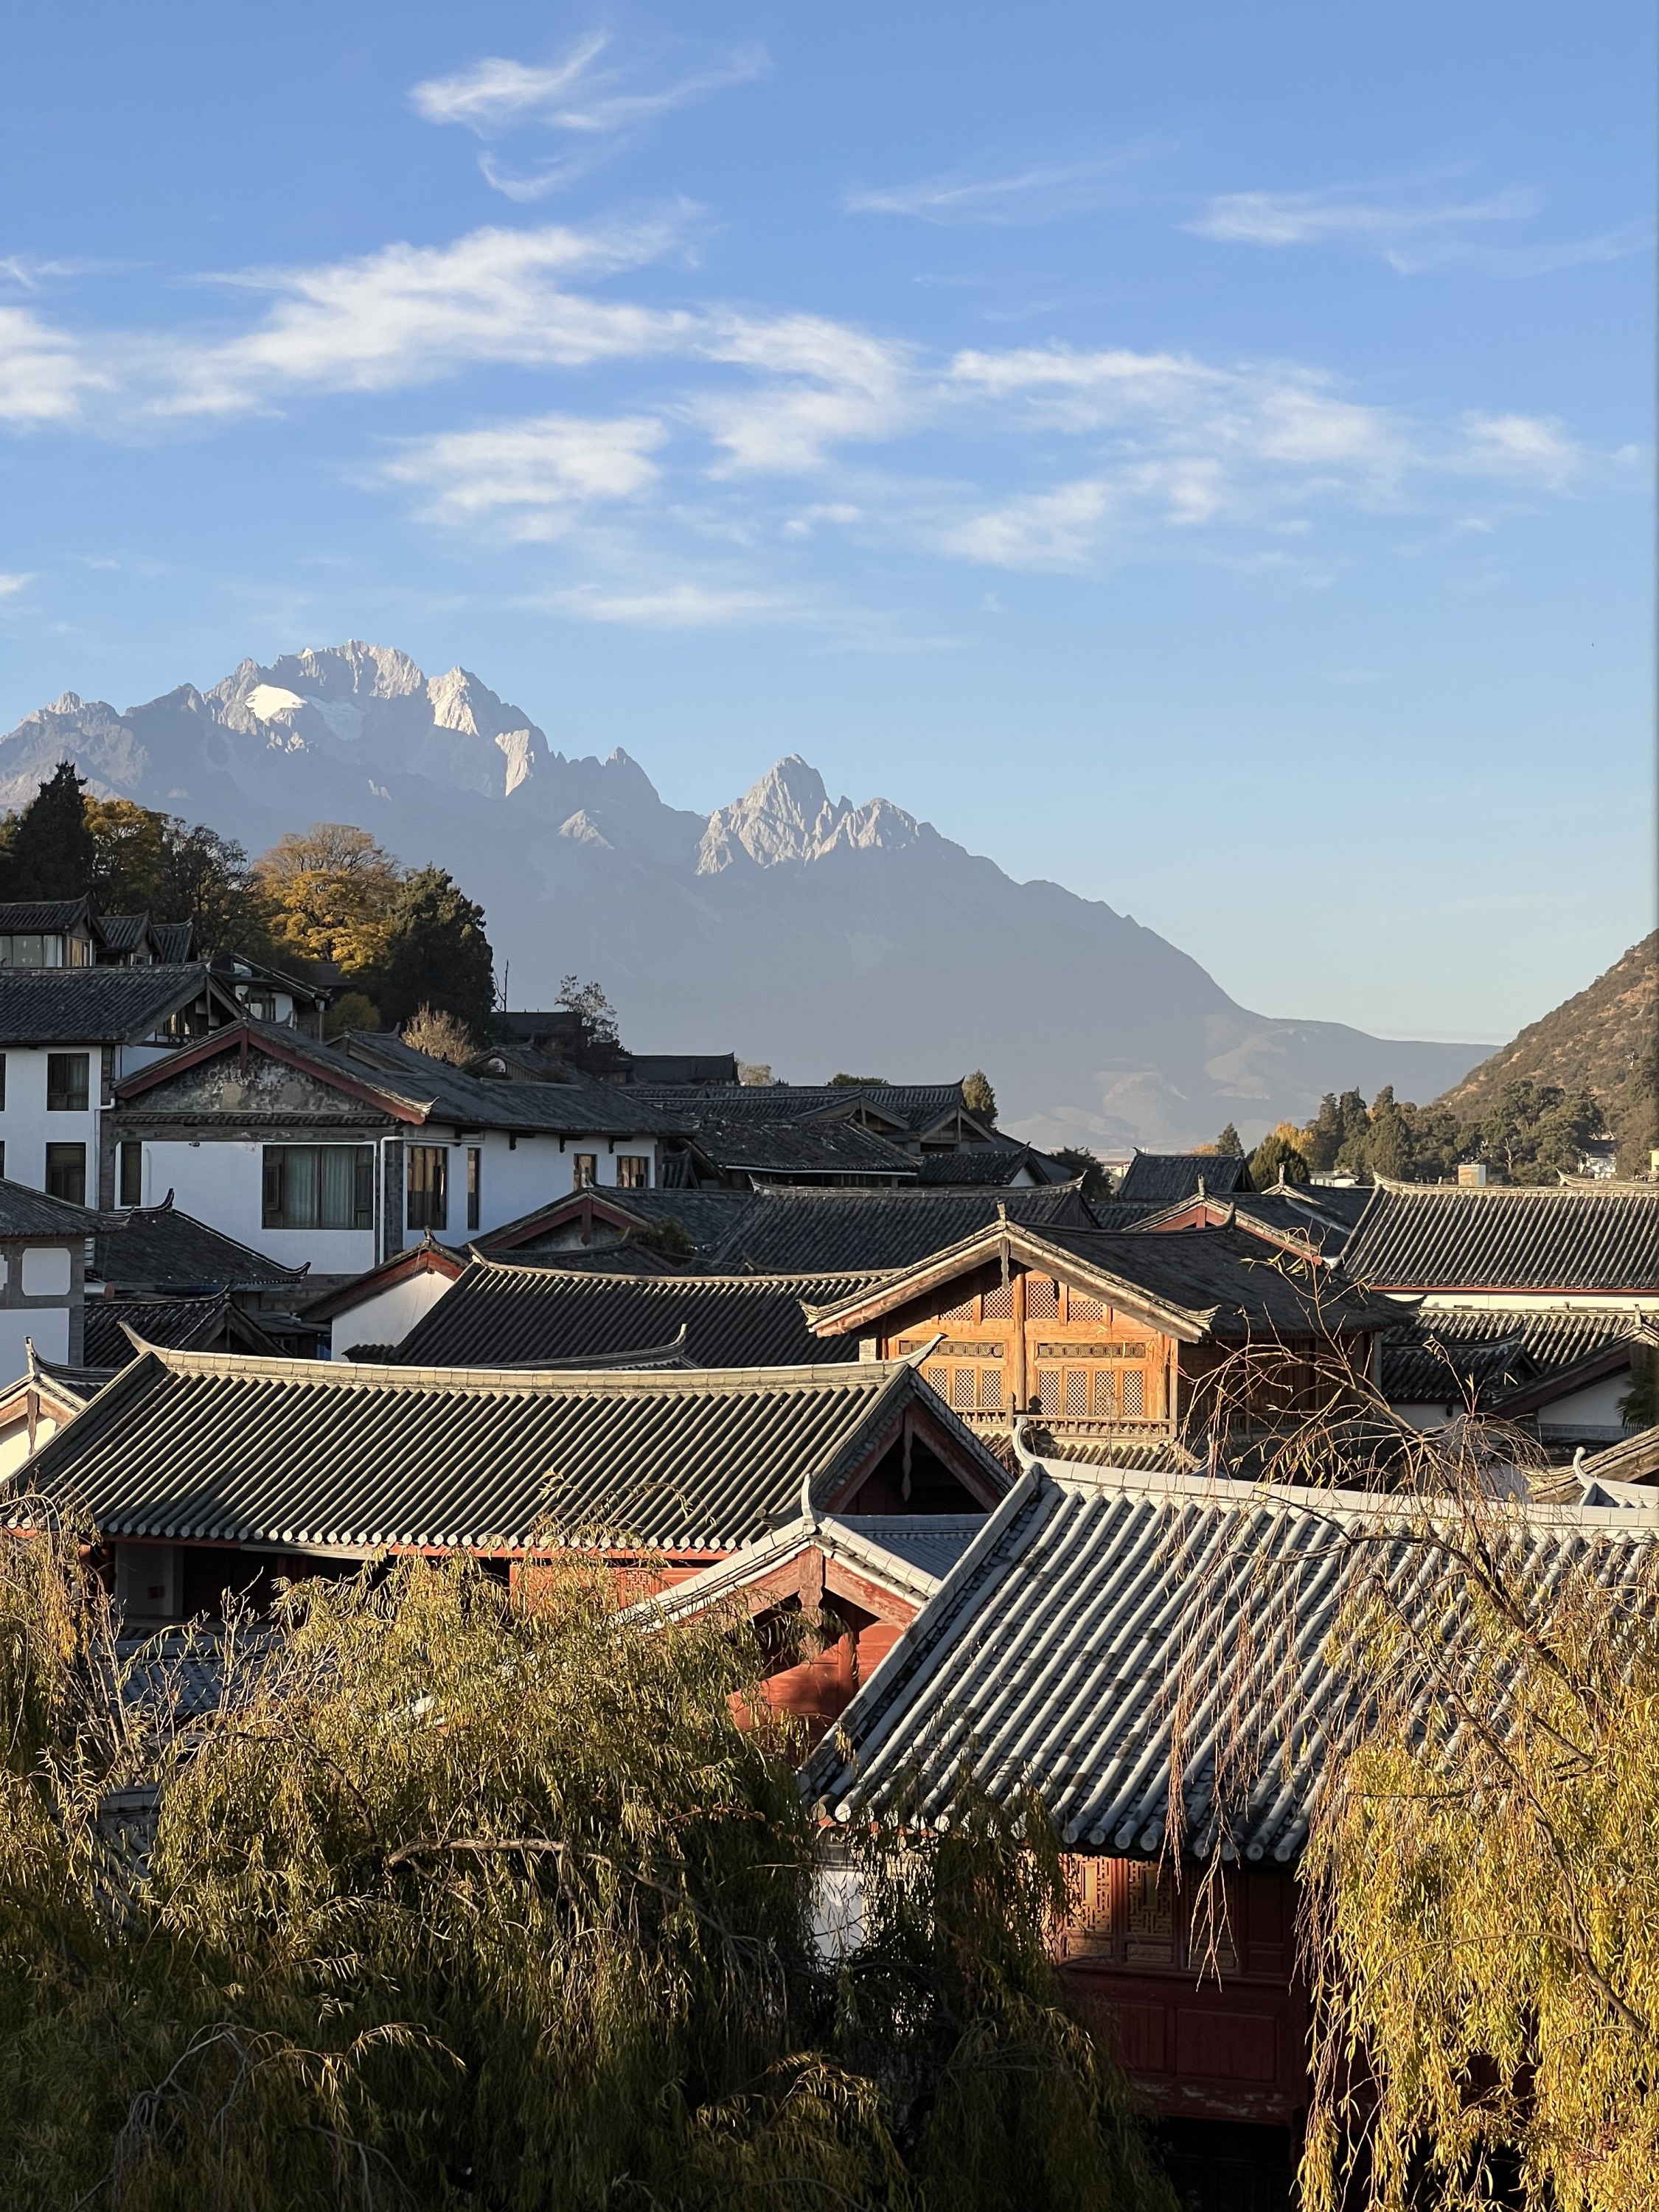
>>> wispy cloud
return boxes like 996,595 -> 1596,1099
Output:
0,215 -> 1622,613
164,219 -> 695,414
0,571 -> 35,597
543,580 -> 792,627
0,306 -> 103,424
378,411 -> 667,535
846,145 -> 1160,227
1189,181 -> 1649,276
411,34 -> 768,199
1456,411 -> 1582,490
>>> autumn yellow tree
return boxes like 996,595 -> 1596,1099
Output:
253,822 -> 403,973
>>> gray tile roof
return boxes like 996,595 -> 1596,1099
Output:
392,1259 -> 883,1369
710,1186 -> 1096,1275
7,1347 -> 1005,1554
631,1509 -> 983,1627
804,1458 -> 1659,1861
0,1175 -> 102,1239
335,1032 -> 681,1136
1343,1182 -> 1659,1295
150,922 -> 197,964
834,1514 -> 985,1579
479,1187 -> 759,1259
0,898 -> 90,933
0,964 -> 220,1043
630,1081 -> 970,1136
81,1295 -> 282,1370
94,914 -> 151,955
684,1113 -> 917,1181
1381,1308 -> 1646,1408
915,1145 -> 1068,1187
1116,1152 -> 1251,1204
94,1201 -> 307,1291
1035,1224 -> 1401,1337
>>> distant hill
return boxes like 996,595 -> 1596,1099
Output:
0,641 -> 1485,1150
1435,931 -> 1658,1171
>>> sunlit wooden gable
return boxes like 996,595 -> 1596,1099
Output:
805,1216 -> 1397,1443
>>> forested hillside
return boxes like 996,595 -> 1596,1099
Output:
1436,932 -> 1657,1172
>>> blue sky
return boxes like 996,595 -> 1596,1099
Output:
0,0 -> 1651,1045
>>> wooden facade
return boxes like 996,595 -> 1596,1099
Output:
810,1223 -> 1393,1448
876,1256 -> 1180,1437
1057,1860 -> 1309,2128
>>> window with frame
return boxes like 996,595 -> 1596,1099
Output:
571,1152 -> 598,1190
466,1147 -> 481,1232
119,1141 -> 142,1208
262,1146 -> 375,1231
615,1153 -> 648,1190
406,1146 -> 448,1232
46,1054 -> 89,1112
44,1144 -> 86,1206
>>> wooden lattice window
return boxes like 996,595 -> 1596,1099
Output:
1037,1368 -> 1060,1415
1091,1369 -> 1116,1418
1065,1370 -> 1088,1416
983,1281 -> 1015,1321
1069,1293 -> 1102,1323
1121,1370 -> 1145,1417
1025,1275 -> 1060,1318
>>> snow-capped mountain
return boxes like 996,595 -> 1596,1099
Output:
0,643 -> 1481,1146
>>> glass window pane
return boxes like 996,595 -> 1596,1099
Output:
319,1147 -> 355,1228
46,1054 -> 89,1111
286,1148 -> 320,1228
44,1144 -> 86,1206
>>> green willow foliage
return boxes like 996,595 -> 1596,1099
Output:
1300,1514 -> 1659,2212
0,1536 -> 1169,2212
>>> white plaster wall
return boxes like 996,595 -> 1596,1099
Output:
142,1138 -> 377,1276
405,1132 -> 658,1241
1539,1372 -> 1635,1440
0,1408 -> 63,1481
0,1308 -> 69,1375
0,1044 -> 99,1192
330,1271 -> 456,1359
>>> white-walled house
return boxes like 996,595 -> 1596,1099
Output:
0,1178 -> 102,1374
110,1023 -> 678,1287
0,964 -> 253,1212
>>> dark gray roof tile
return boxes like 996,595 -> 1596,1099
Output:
804,1461 -> 1659,1858
712,1186 -> 1095,1274
0,964 -> 218,1043
1117,1152 -> 1251,1203
9,1347 -> 1003,1554
392,1259 -> 883,1368
94,1201 -> 306,1290
1343,1182 -> 1659,1295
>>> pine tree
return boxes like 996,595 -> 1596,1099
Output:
1304,1093 -> 1344,1174
376,867 -> 495,1034
1249,1130 -> 1310,1189
4,762 -> 97,902
1214,1122 -> 1245,1156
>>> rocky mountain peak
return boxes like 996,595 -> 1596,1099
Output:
695,754 -> 925,874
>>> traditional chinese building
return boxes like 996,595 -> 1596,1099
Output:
804,1216 -> 1397,1448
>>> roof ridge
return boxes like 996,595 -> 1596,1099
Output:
127,1336 -> 919,1393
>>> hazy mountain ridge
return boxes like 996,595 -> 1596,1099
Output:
0,641 -> 1483,1146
